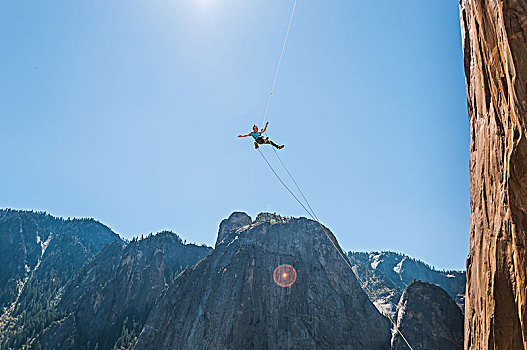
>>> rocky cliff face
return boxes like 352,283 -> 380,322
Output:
34,231 -> 211,350
0,210 -> 55,310
0,210 -> 210,350
348,251 -> 466,317
215,212 -> 252,247
459,0 -> 527,349
135,213 -> 391,350
391,281 -> 464,350
0,210 -> 120,349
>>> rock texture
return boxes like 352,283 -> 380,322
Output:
215,212 -> 252,247
349,251 -> 466,317
459,0 -> 527,348
35,231 -> 211,350
0,210 -> 55,310
0,210 -> 211,350
0,210 -> 120,349
391,281 -> 464,350
135,213 -> 391,350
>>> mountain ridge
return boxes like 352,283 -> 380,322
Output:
135,212 -> 392,349
348,251 -> 466,317
0,209 -> 467,349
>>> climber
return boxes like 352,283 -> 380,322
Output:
238,122 -> 285,150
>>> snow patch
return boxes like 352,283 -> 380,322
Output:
370,253 -> 383,270
446,274 -> 456,278
33,233 -> 52,271
393,257 -> 406,275
41,234 -> 51,257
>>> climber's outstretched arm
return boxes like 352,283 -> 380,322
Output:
261,122 -> 269,134
238,134 -> 250,138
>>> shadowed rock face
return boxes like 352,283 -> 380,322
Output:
348,251 -> 466,317
0,210 -> 119,311
391,281 -> 464,350
0,210 -> 121,350
215,212 -> 252,247
35,232 -> 211,350
135,213 -> 391,350
459,0 -> 527,349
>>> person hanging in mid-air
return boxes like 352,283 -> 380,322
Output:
238,122 -> 284,150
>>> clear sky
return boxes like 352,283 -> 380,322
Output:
1,0 -> 469,270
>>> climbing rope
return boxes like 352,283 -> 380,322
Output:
258,148 -> 413,349
257,148 -> 312,217
254,1 -> 461,347
272,148 -> 317,220
261,0 -> 297,130
261,148 -> 463,349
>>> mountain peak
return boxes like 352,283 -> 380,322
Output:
215,212 -> 252,247
392,280 -> 463,349
136,215 -> 391,349
254,212 -> 288,223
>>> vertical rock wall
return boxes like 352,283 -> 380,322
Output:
135,214 -> 391,350
459,0 -> 527,349
391,281 -> 464,350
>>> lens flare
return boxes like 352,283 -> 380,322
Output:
273,264 -> 297,287
270,219 -> 277,225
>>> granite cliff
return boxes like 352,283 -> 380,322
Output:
135,213 -> 392,350
0,210 -> 120,349
0,210 -> 211,350
0,210 -> 469,349
391,281 -> 464,350
35,231 -> 211,349
459,0 -> 527,348
348,251 -> 466,317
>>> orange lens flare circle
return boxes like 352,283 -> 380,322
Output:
273,264 -> 297,287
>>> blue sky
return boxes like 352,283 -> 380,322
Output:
1,0 -> 469,270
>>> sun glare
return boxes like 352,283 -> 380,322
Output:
197,0 -> 214,7
273,265 -> 297,288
